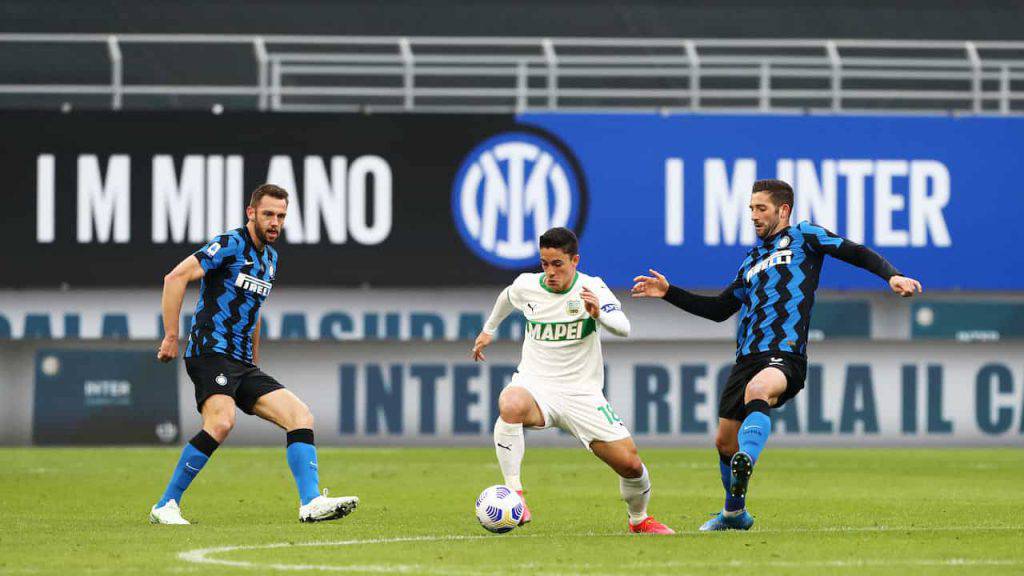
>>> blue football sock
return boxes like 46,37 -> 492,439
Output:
720,455 -> 745,511
157,430 -> 218,507
738,401 -> 773,463
286,429 -> 320,505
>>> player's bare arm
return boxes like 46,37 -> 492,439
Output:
157,255 -> 205,363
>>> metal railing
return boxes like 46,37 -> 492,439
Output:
2,34 -> 1024,114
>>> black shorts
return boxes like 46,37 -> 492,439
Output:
719,351 -> 807,421
184,353 -> 285,415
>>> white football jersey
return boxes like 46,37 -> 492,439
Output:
506,271 -> 622,391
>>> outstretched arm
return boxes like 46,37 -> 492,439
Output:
803,224 -> 923,297
473,286 -> 517,362
157,255 -> 205,362
632,269 -> 742,322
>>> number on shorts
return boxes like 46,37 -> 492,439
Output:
597,403 -> 623,425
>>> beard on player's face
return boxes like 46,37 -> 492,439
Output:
248,197 -> 287,245
749,191 -> 786,236
255,219 -> 280,244
754,209 -> 780,238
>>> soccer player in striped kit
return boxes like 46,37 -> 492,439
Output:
149,184 -> 358,525
632,179 -> 922,531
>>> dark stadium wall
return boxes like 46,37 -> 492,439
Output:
3,0 -> 1024,39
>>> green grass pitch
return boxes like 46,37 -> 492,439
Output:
1,447 -> 1021,575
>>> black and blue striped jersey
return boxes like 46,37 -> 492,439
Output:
664,220 -> 900,359
184,227 -> 278,365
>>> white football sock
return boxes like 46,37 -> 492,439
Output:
619,464 -> 651,524
494,417 -> 525,492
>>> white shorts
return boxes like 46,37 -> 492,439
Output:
508,375 -> 631,450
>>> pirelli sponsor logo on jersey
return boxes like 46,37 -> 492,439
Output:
235,273 -> 272,296
746,249 -> 793,282
526,318 -> 597,341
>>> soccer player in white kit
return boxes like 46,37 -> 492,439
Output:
472,227 -> 674,534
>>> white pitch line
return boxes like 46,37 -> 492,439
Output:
179,527 -> 1024,574
179,535 -> 498,574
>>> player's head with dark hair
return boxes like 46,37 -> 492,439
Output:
539,227 -> 579,256
750,179 -> 794,239
538,227 -> 580,292
753,179 -> 793,210
250,184 -> 289,208
246,184 -> 289,246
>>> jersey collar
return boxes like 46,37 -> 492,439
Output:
759,225 -> 792,248
241,225 -> 266,254
539,271 -> 579,294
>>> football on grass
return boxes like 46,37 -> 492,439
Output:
475,485 -> 523,533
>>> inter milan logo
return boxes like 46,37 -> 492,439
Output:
452,131 -> 585,268
778,236 -> 791,249
215,373 -> 227,386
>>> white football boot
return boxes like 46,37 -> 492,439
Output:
149,500 -> 190,525
299,489 -> 359,522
